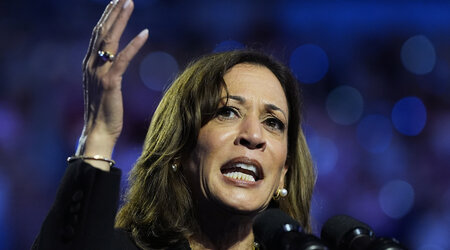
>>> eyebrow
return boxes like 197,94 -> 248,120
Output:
228,95 -> 245,103
226,95 -> 288,120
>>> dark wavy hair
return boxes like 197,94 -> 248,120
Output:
115,50 -> 316,249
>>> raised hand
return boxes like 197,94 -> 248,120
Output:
76,0 -> 148,171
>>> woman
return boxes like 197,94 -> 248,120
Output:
33,0 -> 315,249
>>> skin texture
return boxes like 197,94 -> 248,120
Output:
184,63 -> 290,249
77,0 -> 148,171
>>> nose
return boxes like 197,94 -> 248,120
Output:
234,116 -> 266,151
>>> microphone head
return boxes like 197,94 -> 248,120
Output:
321,215 -> 374,249
254,209 -> 330,250
253,209 -> 301,249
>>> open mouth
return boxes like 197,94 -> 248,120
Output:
220,158 -> 263,182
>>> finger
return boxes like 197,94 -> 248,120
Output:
101,0 -> 129,34
109,29 -> 148,78
83,1 -> 117,71
100,0 -> 135,54
97,0 -> 117,27
87,0 -> 134,72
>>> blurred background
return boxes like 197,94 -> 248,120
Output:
1,0 -> 450,249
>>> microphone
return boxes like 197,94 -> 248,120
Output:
253,208 -> 329,250
321,215 -> 406,250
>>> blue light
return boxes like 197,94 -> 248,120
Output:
357,114 -> 392,153
401,35 -> 436,75
139,51 -> 179,92
326,86 -> 364,125
289,44 -> 329,84
308,135 -> 338,175
379,180 -> 414,219
213,40 -> 245,53
391,97 -> 427,136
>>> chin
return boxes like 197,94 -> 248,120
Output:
216,198 -> 268,216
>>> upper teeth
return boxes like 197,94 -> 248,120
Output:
224,172 -> 256,182
236,163 -> 257,174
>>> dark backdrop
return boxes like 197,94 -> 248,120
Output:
1,0 -> 449,249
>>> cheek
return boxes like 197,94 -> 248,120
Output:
197,126 -> 236,156
271,138 -> 288,166
270,139 -> 288,182
187,126 -> 234,176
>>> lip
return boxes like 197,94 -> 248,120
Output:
222,175 -> 262,187
220,156 -> 264,183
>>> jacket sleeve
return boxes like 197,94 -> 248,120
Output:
32,159 -> 125,250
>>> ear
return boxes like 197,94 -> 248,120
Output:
278,164 -> 289,189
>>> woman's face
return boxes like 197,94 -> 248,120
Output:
184,63 -> 289,213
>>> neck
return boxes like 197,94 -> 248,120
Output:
188,200 -> 257,250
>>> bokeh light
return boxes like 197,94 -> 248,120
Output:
379,180 -> 415,219
357,114 -> 393,153
289,44 -> 329,84
213,40 -> 245,53
401,35 -> 436,75
308,135 -> 338,175
4,1 -> 450,248
391,97 -> 427,136
139,51 -> 179,92
326,86 -> 364,125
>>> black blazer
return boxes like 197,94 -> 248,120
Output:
32,160 -> 190,250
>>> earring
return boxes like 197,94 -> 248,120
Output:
171,163 -> 178,172
273,188 -> 288,200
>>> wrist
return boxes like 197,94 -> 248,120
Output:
68,155 -> 116,172
75,128 -> 119,172
77,127 -> 118,154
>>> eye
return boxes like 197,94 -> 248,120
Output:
215,106 -> 240,120
264,117 -> 285,132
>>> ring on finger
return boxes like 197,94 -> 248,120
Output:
98,50 -> 115,62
